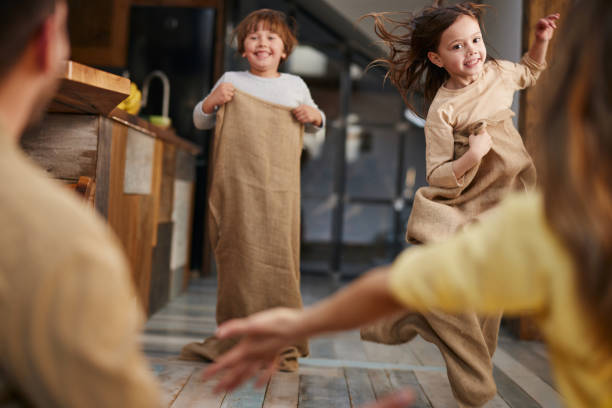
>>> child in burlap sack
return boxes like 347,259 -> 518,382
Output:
182,9 -> 325,371
354,3 -> 559,407
199,2 -> 612,405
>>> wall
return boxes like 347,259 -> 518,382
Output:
482,0 -> 523,125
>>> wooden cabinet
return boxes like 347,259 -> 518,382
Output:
21,62 -> 200,315
67,0 -> 225,78
67,0 -> 130,67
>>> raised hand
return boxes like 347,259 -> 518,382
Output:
535,13 -> 560,42
203,82 -> 235,113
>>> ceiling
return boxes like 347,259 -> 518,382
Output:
321,0 -> 444,43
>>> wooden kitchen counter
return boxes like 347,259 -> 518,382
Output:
21,61 -> 200,315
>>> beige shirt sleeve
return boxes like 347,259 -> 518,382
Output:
5,242 -> 162,407
424,121 -> 464,188
388,193 -> 563,315
498,54 -> 547,90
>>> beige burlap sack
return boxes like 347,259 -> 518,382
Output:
181,90 -> 308,368
407,108 -> 536,244
361,310 -> 502,407
363,110 -> 535,406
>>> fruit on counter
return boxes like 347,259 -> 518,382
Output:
117,82 -> 142,115
148,115 -> 172,129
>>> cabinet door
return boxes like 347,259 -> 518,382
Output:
67,0 -> 130,67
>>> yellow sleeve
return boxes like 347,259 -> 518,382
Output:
10,241 -> 162,408
389,193 -> 556,315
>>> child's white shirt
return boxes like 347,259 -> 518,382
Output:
193,71 -> 325,133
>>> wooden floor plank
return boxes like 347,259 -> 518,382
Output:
332,331 -> 369,362
483,395 -> 512,408
299,371 -> 351,408
145,319 -> 216,333
387,370 -> 432,408
308,336 -> 339,359
344,367 -> 377,407
141,333 -> 204,352
408,337 -> 446,366
525,341 -> 550,360
151,363 -> 196,407
148,314 -> 218,325
492,366 -> 541,408
220,379 -> 267,408
362,339 -> 423,367
171,368 -> 226,408
414,371 -> 458,408
493,348 -> 562,408
403,337 -> 460,407
498,340 -> 557,389
298,366 -> 344,378
367,369 -> 395,402
262,372 -> 299,408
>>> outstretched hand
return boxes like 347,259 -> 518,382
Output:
201,308 -> 415,408
201,308 -> 303,393
535,13 -> 559,42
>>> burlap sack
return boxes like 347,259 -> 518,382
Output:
407,108 -> 536,244
181,90 -> 308,366
361,310 -> 502,407
362,110 -> 535,407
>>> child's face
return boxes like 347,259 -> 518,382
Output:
428,15 -> 487,87
243,22 -> 286,78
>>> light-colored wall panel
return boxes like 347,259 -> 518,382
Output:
170,178 -> 193,270
124,128 -> 155,194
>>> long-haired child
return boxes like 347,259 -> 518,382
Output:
182,9 -> 325,371
199,1 -> 611,405
354,3 -> 559,406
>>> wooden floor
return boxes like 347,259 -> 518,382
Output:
142,275 -> 563,407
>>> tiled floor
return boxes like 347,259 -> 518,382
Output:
142,275 -> 563,407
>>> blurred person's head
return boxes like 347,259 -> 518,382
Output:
538,0 -> 612,352
0,0 -> 70,137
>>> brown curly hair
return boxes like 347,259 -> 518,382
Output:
365,1 -> 489,115
233,9 -> 298,63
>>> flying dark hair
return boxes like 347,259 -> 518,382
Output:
365,1 -> 489,115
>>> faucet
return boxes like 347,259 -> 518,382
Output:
141,70 -> 170,119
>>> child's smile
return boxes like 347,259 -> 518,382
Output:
464,55 -> 481,68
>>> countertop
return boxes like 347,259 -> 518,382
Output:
48,60 -> 200,155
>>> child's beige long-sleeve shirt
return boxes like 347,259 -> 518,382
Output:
407,55 -> 545,243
